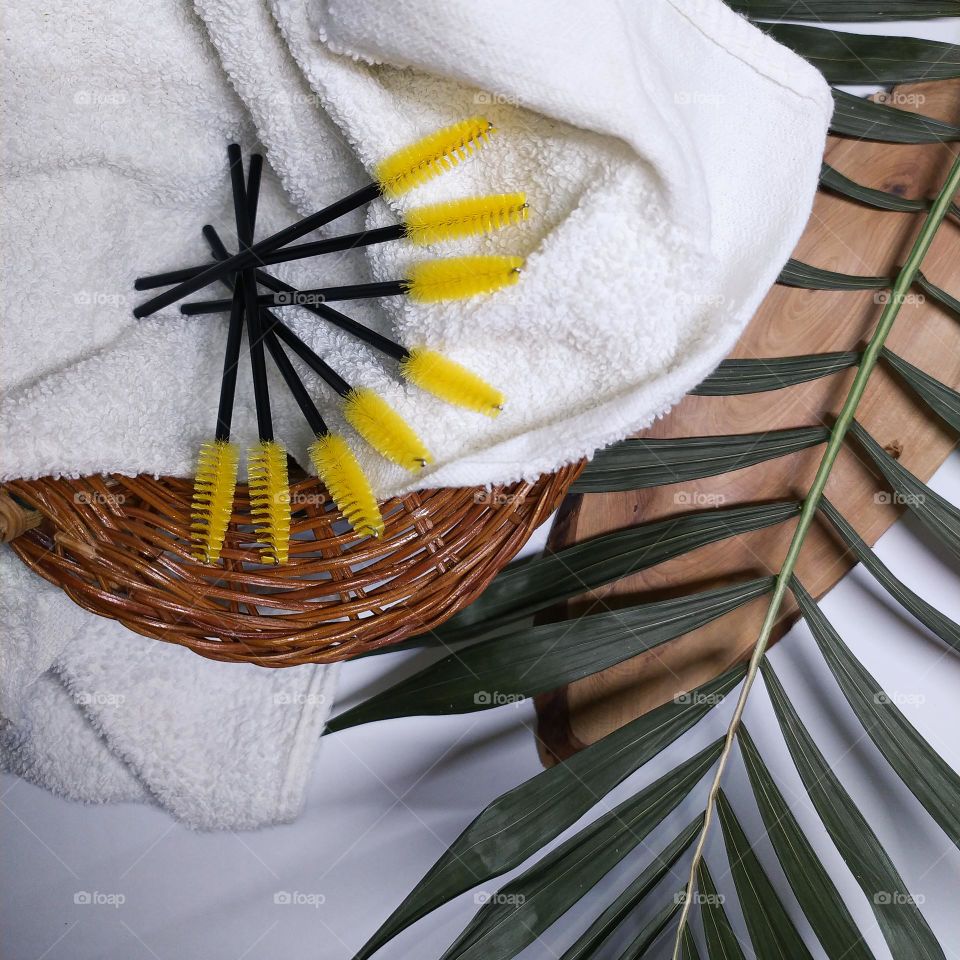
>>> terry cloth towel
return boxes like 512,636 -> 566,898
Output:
0,0 -> 830,825
0,0 -> 341,830
0,550 -> 335,829
1,0 -> 833,496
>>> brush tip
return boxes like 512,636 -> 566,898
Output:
190,440 -> 240,564
309,434 -> 385,539
342,388 -> 432,471
404,256 -> 524,303
402,193 -> 529,246
247,440 -> 292,565
374,116 -> 495,198
399,347 -> 505,417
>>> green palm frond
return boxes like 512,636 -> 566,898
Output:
430,502 -> 796,644
616,897 -> 685,959
916,270 -> 960,317
792,578 -> 960,845
570,427 -> 828,493
324,20 -> 960,960
435,742 -> 722,960
668,145 -> 960,960
349,668 -> 744,960
728,1 -> 960,20
558,824 -> 699,960
696,857 -> 750,958
680,924 -> 704,960
820,161 -> 929,211
777,259 -> 887,290
761,658 -> 945,958
883,348 -> 960,431
851,420 -> 960,558
759,25 -> 960,84
327,579 -> 770,730
819,497 -> 960,651
714,789 -> 814,959
830,89 -> 960,142
692,352 -> 859,395
737,725 -> 878,960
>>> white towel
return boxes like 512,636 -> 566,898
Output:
249,0 -> 831,494
0,0 -> 831,826
0,0 -> 341,830
0,551 -> 334,829
1,0 -> 831,494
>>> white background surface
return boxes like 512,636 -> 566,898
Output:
4,15 -> 960,960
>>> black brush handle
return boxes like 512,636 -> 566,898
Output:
133,182 -> 381,317
181,280 -> 407,316
251,271 -> 409,363
214,152 -> 263,441
135,223 -> 405,291
201,231 -> 408,361
263,331 -> 328,437
204,226 -> 352,400
229,144 -> 273,442
269,322 -> 352,398
246,154 -> 263,231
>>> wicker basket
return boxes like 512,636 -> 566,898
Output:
0,463 -> 580,665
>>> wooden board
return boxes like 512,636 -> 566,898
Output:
535,80 -> 960,764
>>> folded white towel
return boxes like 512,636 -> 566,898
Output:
0,0 -> 831,827
0,551 -> 334,830
0,0 -> 339,830
1,0 -> 831,495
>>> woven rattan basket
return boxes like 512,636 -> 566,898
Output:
0,462 -> 580,665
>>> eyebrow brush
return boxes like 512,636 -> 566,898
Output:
134,193 -> 528,291
204,227 -> 432,472
133,117 -> 496,318
188,150 -> 263,564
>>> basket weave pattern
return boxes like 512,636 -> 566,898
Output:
3,465 -> 580,665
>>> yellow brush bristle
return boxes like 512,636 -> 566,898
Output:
247,440 -> 291,565
190,440 -> 239,563
403,193 -> 528,246
374,117 -> 494,199
309,434 -> 385,539
400,348 -> 504,417
405,255 -> 524,303
342,388 -> 433,471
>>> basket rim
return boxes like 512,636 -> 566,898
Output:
3,464 -> 582,665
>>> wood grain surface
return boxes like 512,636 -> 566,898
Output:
535,80 -> 960,764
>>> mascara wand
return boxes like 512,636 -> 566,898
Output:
134,117 -> 496,317
179,255 -> 524,315
229,145 -> 291,566
204,226 -> 432,472
135,193 -> 528,290
189,150 -> 263,564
